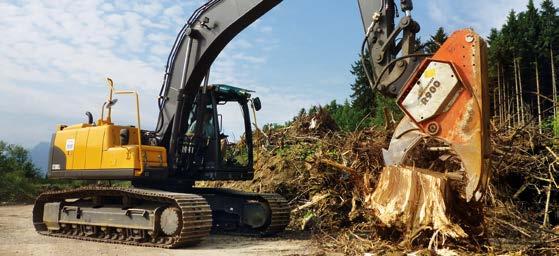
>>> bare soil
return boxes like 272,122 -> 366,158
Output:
0,205 -> 319,256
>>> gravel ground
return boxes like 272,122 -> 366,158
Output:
0,205 -> 319,256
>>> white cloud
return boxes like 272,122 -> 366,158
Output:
132,2 -> 163,17
162,5 -> 185,25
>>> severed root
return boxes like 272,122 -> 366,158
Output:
365,165 -> 473,243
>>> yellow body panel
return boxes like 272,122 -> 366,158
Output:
73,129 -> 89,169
51,123 -> 167,177
54,128 -> 78,170
84,127 -> 104,169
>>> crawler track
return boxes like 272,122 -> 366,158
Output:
194,188 -> 290,236
33,187 -> 212,248
255,193 -> 290,235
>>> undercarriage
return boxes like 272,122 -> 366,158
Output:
33,187 -> 290,248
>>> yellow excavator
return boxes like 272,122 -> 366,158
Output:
33,0 -> 490,248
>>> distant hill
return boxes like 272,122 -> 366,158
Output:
30,142 -> 49,176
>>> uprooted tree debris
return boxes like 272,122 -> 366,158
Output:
200,109 -> 559,255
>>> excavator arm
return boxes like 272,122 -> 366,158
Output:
357,0 -> 424,97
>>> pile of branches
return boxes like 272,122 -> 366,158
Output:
485,123 -> 559,255
202,110 -> 559,255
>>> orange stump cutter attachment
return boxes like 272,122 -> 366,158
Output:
386,29 -> 491,202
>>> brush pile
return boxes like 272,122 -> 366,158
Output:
484,123 -> 559,255
201,110 -> 559,255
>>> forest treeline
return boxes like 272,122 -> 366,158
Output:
489,0 -> 559,132
0,141 -> 87,203
0,141 -> 42,202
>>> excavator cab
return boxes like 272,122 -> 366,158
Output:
183,84 -> 258,181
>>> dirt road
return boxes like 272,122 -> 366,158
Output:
0,205 -> 318,256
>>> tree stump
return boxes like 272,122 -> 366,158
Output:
365,165 -> 474,241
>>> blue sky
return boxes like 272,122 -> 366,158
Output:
1,0 -> 557,147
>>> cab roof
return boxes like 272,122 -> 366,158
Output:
205,84 -> 253,101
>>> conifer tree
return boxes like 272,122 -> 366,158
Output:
424,27 -> 448,54
350,55 -> 374,114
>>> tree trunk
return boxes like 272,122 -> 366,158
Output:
493,84 -> 498,120
552,47 -> 557,117
507,84 -> 516,126
502,66 -> 508,126
514,57 -> 521,124
497,63 -> 505,126
536,59 -> 542,134
517,59 -> 526,125
504,65 -> 510,127
505,79 -> 510,127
